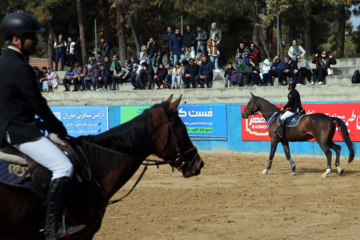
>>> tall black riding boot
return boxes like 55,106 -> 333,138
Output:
274,119 -> 286,138
44,177 -> 85,240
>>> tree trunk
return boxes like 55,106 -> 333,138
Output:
47,22 -> 55,69
266,22 -> 273,58
279,17 -> 284,59
122,2 -> 140,55
115,0 -> 127,63
252,0 -> 260,48
336,4 -> 346,58
103,0 -> 110,43
76,0 -> 87,65
304,0 -> 312,57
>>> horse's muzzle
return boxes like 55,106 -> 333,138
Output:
183,155 -> 204,178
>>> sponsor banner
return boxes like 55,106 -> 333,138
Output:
241,103 -> 360,141
120,105 -> 227,139
51,106 -> 109,137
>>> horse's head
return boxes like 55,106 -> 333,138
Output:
151,95 -> 204,178
241,93 -> 259,119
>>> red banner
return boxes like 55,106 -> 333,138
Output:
241,103 -> 360,141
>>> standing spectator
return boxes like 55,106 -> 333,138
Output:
99,36 -> 109,58
110,55 -> 124,75
154,63 -> 168,89
195,56 -> 213,88
169,28 -> 185,65
73,65 -> 87,91
146,37 -> 159,68
129,64 -> 139,90
63,66 -> 76,92
54,34 -> 66,71
209,22 -> 222,45
84,65 -> 98,91
235,43 -> 249,66
139,45 -> 147,62
182,58 -> 199,88
184,25 -> 196,54
97,63 -> 110,91
66,37 -> 75,68
207,34 -> 220,72
171,62 -> 184,89
294,55 -> 312,85
224,62 -> 235,87
196,26 -> 208,54
260,59 -> 271,85
288,39 -> 306,61
245,58 -> 261,87
33,66 -> 43,92
267,55 -> 285,86
311,51 -> 336,85
45,67 -> 59,90
282,56 -> 297,83
248,43 -> 260,65
160,26 -> 173,66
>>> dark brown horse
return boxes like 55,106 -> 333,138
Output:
0,95 -> 204,240
241,93 -> 354,178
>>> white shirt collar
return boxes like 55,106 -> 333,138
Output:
8,46 -> 22,55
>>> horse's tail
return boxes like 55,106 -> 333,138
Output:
331,117 -> 355,163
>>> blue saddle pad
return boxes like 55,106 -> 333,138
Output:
0,159 -> 46,200
277,114 -> 306,127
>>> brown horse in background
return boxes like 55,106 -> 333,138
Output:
0,95 -> 204,240
241,93 -> 354,178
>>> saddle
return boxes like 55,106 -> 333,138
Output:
277,109 -> 306,127
0,134 -> 91,196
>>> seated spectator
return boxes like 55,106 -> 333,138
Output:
207,33 -> 220,72
129,64 -> 140,90
40,67 -> 50,92
169,28 -> 185,64
260,59 -> 270,85
110,55 -> 124,75
267,55 -> 285,86
164,64 -> 174,89
139,45 -> 147,62
63,66 -> 76,92
95,52 -> 104,64
146,37 -> 159,67
33,66 -> 43,92
45,68 -> 59,90
294,55 -> 311,85
224,62 -> 235,87
234,59 -> 247,86
248,43 -> 260,65
235,43 -> 249,66
282,56 -> 297,83
130,56 -> 140,68
195,56 -> 213,88
84,65 -> 98,91
171,62 -> 184,89
97,63 -> 111,91
311,51 -> 336,85
111,62 -> 130,90
182,58 -> 199,88
195,49 -> 204,66
154,63 -> 168,89
88,56 -> 96,66
138,62 -> 154,90
73,65 -> 87,91
103,56 -> 111,70
288,39 -> 306,61
184,47 -> 196,61
351,68 -> 360,84
124,59 -> 132,72
245,58 -> 261,86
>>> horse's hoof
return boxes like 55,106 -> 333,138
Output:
290,172 -> 296,176
337,167 -> 344,175
261,169 -> 268,175
321,169 -> 331,179
321,174 -> 327,179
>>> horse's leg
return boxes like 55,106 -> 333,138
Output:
282,141 -> 296,176
262,140 -> 278,174
317,141 -> 333,179
329,141 -> 343,175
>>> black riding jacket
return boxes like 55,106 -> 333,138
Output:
283,88 -> 303,113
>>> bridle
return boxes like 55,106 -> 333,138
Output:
249,97 -> 258,115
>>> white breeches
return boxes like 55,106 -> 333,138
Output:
11,136 -> 74,180
280,109 -> 298,120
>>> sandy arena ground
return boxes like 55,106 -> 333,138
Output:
94,151 -> 360,240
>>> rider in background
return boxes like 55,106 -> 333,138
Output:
275,79 -> 303,138
0,12 -> 85,239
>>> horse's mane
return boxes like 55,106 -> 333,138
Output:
257,97 -> 280,112
77,101 -> 170,175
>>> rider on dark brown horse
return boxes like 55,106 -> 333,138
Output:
275,79 -> 303,138
0,12 -> 85,239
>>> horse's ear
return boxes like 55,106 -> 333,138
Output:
250,92 -> 256,99
169,95 -> 182,112
165,94 -> 173,103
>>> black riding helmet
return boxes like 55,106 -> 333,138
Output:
2,12 -> 44,40
286,79 -> 296,89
